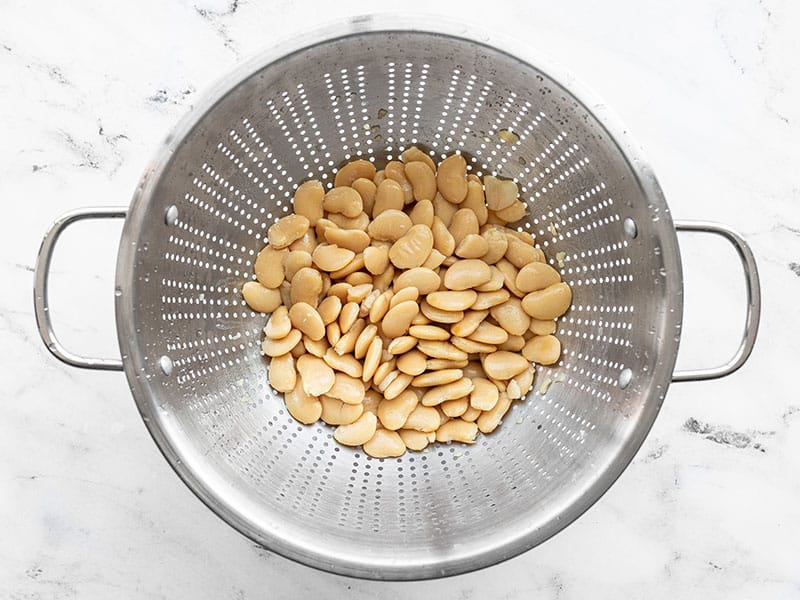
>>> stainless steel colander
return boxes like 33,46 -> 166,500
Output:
33,18 -> 761,580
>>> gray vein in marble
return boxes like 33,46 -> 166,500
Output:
789,262 -> 800,276
147,86 -> 196,106
194,0 -> 241,55
683,417 -> 773,451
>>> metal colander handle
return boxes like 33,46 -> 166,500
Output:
672,220 -> 761,382
33,207 -> 126,371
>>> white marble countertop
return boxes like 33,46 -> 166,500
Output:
2,1 -> 799,598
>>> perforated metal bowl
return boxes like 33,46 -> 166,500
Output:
34,18 -> 761,580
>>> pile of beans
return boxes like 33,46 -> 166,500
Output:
242,148 -> 572,458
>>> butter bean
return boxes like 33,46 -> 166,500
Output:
432,192 -> 458,226
496,259 -> 525,298
346,283 -> 373,304
290,267 -> 323,307
351,177 -> 377,216
416,340 -> 468,361
431,216 -> 456,257
403,405 -> 440,432
285,380 -> 322,424
362,337 -> 383,382
522,334 -> 561,365
326,282 -> 351,302
326,372 -> 366,404
381,300 -> 419,338
436,154 -> 468,203
324,227 -> 370,253
481,227 -> 508,264
408,325 -> 450,341
312,244 -> 356,272
327,322 -> 341,346
373,265 -> 396,291
395,267 -> 441,295
268,214 -> 310,249
264,305 -> 292,339
333,318 -> 366,355
507,365 -> 535,400
490,298 -> 531,336
530,319 -> 557,335
409,198 -> 434,227
443,259 -> 492,290
363,389 -> 382,414
441,397 -> 469,418
436,419 -> 478,443
372,178 -> 405,216
254,246 -> 287,288
389,224 -> 434,269
334,411 -> 378,446
421,249 -> 447,270
334,159 -> 376,188
505,236 -> 539,269
420,300 -> 463,324
363,245 -> 389,275
243,282 -> 282,313
475,266 -> 505,291
389,286 -> 419,308
401,146 -> 437,173
338,301 -> 360,334
426,290 -> 477,312
455,233 -> 489,259
451,336 -> 496,354
477,393 -> 512,433
323,349 -> 363,378
317,296 -> 342,326
364,429 -> 406,458
369,290 -> 392,323
288,227 -> 317,253
422,378 -> 474,406
387,336 -> 417,355
461,405 -> 481,422
462,180 -> 488,225
499,334 -> 526,352
296,354 -> 335,396
378,389 -> 418,430
354,323 -> 378,359
472,289 -> 511,310
426,359 -> 469,370
450,209 -> 480,247
516,262 -> 561,293
372,359 -> 397,388
411,368 -> 463,387
268,353 -> 296,393
398,429 -> 435,451
450,310 -> 488,338
320,396 -> 363,425
385,160 -> 414,203
482,351 -> 530,380
494,199 -> 527,223
327,211 -> 370,231
484,175 -> 518,211
368,209 -> 412,241
521,282 -> 572,319
396,349 -> 428,376
470,377 -> 499,410
283,250 -> 312,282
405,161 -> 437,201
288,302 -> 326,341
293,179 -> 324,225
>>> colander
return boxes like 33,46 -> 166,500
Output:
33,18 -> 761,580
